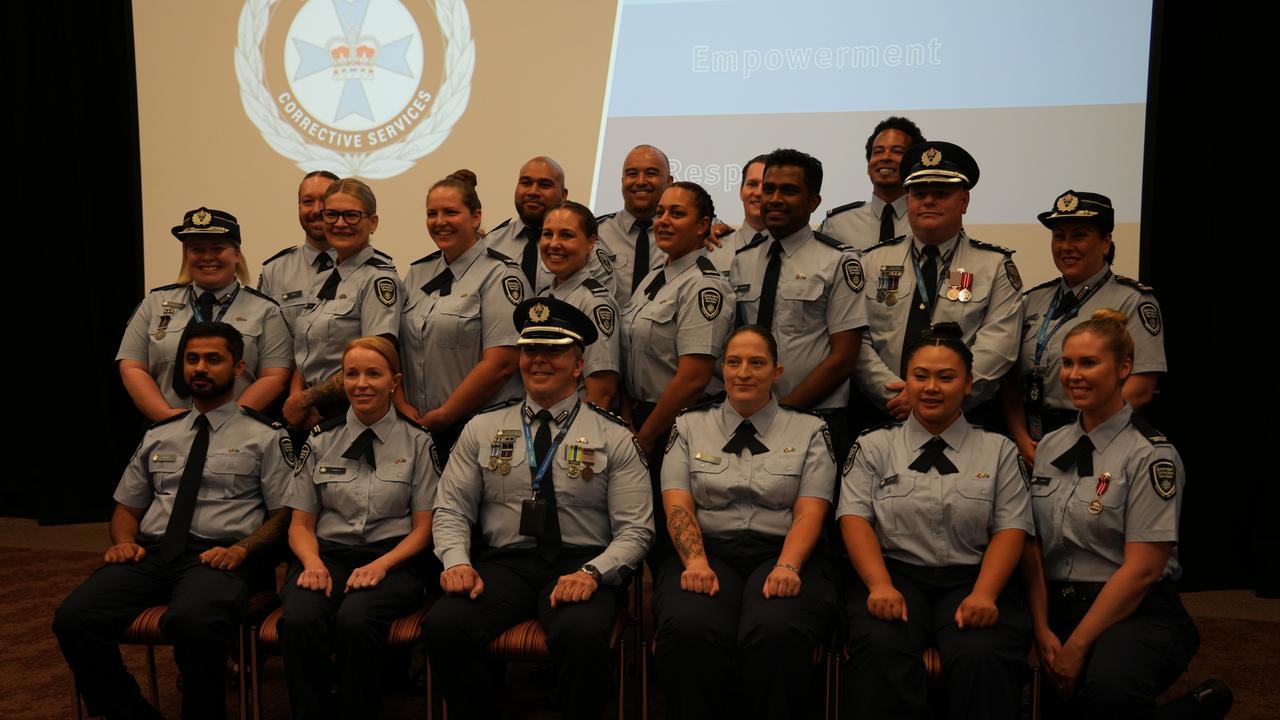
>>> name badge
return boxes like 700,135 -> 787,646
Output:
694,452 -> 722,465
151,453 -> 176,463
282,290 -> 303,301
879,473 -> 899,488
1031,476 -> 1052,486
318,466 -> 347,475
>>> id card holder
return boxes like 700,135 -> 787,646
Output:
1023,370 -> 1045,412
519,497 -> 548,537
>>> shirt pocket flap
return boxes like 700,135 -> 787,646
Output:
322,298 -> 356,316
779,277 -> 824,302
205,454 -> 257,476
762,455 -> 805,477
640,300 -> 677,323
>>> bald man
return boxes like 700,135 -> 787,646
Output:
594,145 -> 673,307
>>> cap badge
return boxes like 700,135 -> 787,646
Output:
192,209 -> 212,226
1056,193 -> 1079,212
529,302 -> 550,322
921,148 -> 942,167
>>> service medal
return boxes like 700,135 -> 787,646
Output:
1088,498 -> 1103,515
567,463 -> 581,478
498,459 -> 511,474
958,269 -> 974,302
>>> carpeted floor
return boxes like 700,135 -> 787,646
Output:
1,524 -> 1275,719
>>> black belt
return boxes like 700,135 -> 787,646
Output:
1048,580 -> 1107,601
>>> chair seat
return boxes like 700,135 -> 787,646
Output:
120,591 -> 280,646
257,604 -> 430,648
923,647 -> 943,680
487,611 -> 629,661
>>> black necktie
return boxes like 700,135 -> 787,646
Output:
159,414 -> 210,562
197,291 -> 216,323
756,240 -> 784,330
1051,435 -> 1095,476
879,203 -> 897,242
314,252 -> 334,273
341,428 -> 378,470
422,267 -> 454,297
1053,287 -> 1080,320
722,420 -> 769,455
632,219 -> 652,294
908,436 -> 958,474
317,268 -> 341,300
644,269 -> 667,300
901,244 -> 941,377
520,226 -> 541,287
533,410 -> 562,560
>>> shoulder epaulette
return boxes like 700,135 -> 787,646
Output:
150,282 -> 187,293
594,212 -> 617,223
395,411 -> 431,433
373,248 -> 393,261
411,250 -> 443,266
1113,274 -> 1155,294
696,255 -> 721,277
311,415 -> 347,436
241,406 -> 284,429
813,231 -> 855,252
364,255 -> 396,270
241,286 -> 280,306
478,398 -> 521,415
486,247 -> 520,266
736,232 -> 770,254
261,246 -> 298,266
967,236 -> 1015,255
586,402 -> 630,426
1130,414 -> 1171,446
862,234 -> 906,253
676,398 -> 721,416
489,218 -> 512,233
857,420 -> 901,437
583,277 -> 611,297
1023,278 -> 1059,295
825,200 -> 866,218
149,410 -> 191,429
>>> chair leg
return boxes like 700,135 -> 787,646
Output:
72,679 -> 84,720
617,637 -> 626,720
249,629 -> 262,720
1030,664 -> 1041,720
824,649 -> 833,720
640,641 -> 648,720
238,625 -> 248,720
145,645 -> 160,708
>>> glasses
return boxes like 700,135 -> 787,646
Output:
321,209 -> 374,225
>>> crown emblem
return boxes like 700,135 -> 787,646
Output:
192,209 -> 212,226
330,38 -> 378,80
921,148 -> 942,167
529,303 -> 550,322
1056,193 -> 1079,212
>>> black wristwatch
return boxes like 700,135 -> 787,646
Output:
579,564 -> 602,584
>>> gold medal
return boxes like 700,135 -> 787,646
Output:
153,330 -> 166,340
567,462 -> 581,478
885,294 -> 897,306
498,459 -> 511,475
487,458 -> 498,471
1088,497 -> 1103,515
946,288 -> 960,301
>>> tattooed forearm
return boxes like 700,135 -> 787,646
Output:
235,508 -> 290,559
668,505 -> 705,562
302,373 -> 344,406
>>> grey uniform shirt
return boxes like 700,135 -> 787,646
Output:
856,231 -> 1025,409
400,242 -> 528,414
294,245 -> 402,385
432,394 -> 655,585
837,414 -> 1033,567
818,196 -> 909,253
662,398 -> 836,539
286,407 -> 439,545
596,209 -> 665,307
257,243 -> 338,329
117,281 -> 294,409
484,218 -> 613,297
708,225 -> 766,276
1018,267 -> 1166,412
114,401 -> 292,542
1031,404 -> 1183,583
620,250 -> 734,403
539,266 -> 622,385
730,227 -> 869,410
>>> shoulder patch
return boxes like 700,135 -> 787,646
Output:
241,406 -> 285,429
698,287 -> 724,320
487,247 -> 521,267
295,442 -> 312,469
149,410 -> 191,429
583,277 -> 610,297
279,435 -> 297,469
585,402 -> 630,427
967,236 -> 1015,255
311,415 -> 347,436
696,255 -> 721,277
813,231 -> 855,252
478,398 -> 522,415
842,257 -> 865,292
149,282 -> 187,293
736,231 -> 770,254
861,234 -> 906,254
594,212 -> 617,223
1114,274 -> 1156,294
411,250 -> 443,265
825,200 -> 867,217
1130,414 -> 1171,446
1003,258 -> 1023,291
820,424 -> 834,462
842,442 -> 860,476
241,286 -> 280,306
261,245 -> 298,265
1017,456 -> 1031,489
374,277 -> 398,307
592,304 -> 615,337
665,425 -> 679,453
1137,301 -> 1161,336
594,247 -> 615,274
1149,459 -> 1177,500
490,218 -> 512,233
1024,277 -> 1059,296
677,398 -> 722,416
502,276 -> 525,305
633,436 -> 649,468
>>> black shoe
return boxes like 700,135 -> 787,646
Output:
104,696 -> 165,720
1188,678 -> 1233,720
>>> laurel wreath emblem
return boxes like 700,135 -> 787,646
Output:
234,0 -> 474,179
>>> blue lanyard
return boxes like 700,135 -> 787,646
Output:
521,401 -> 581,494
908,240 -> 956,312
1032,271 -> 1111,368
189,284 -> 239,323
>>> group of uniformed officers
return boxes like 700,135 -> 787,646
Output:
52,116 -> 1233,720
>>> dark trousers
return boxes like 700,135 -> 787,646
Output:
843,560 -> 1031,720
52,540 -> 250,720
1041,580 -> 1200,720
422,548 -> 620,720
653,534 -> 836,720
279,539 -> 429,720
632,401 -> 673,572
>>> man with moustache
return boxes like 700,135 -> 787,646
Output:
820,116 -> 925,251
595,144 -> 674,306
54,322 -> 293,720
